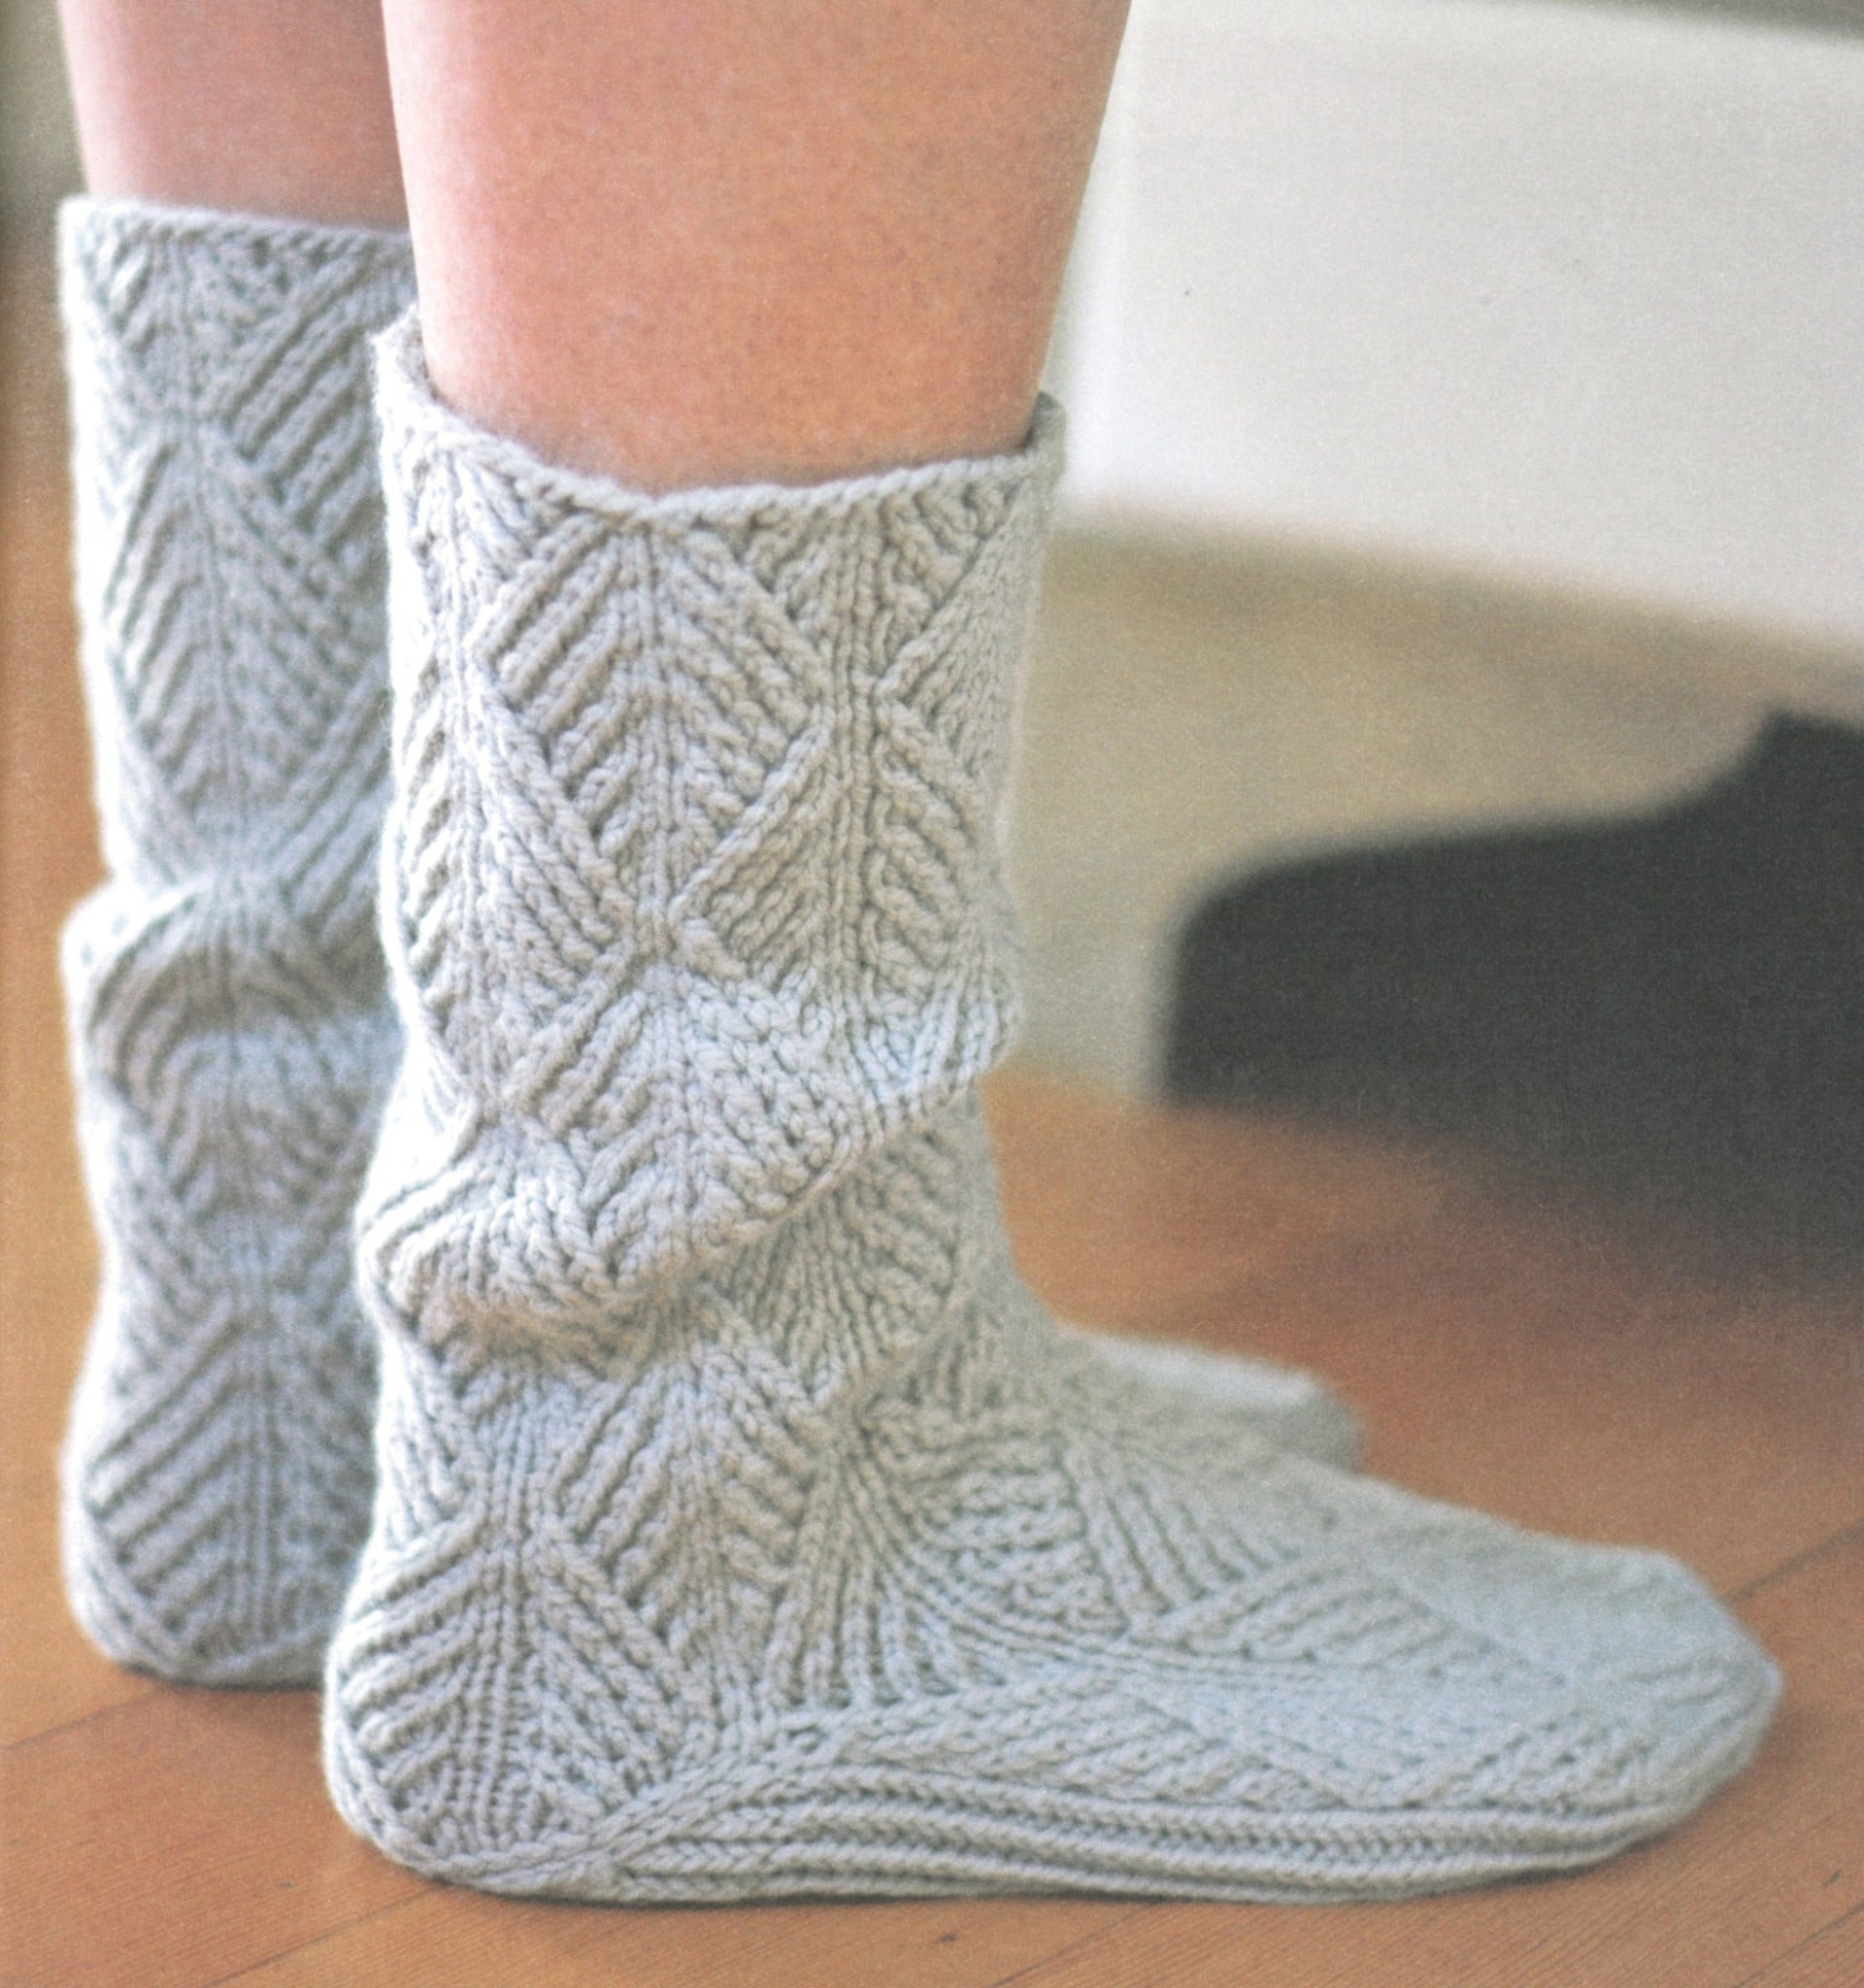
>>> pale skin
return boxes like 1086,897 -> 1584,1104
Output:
59,0 -> 1131,490
55,0 -> 407,233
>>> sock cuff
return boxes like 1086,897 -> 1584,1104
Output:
59,194 -> 414,879
60,194 -> 416,430
371,305 -> 1064,529
364,309 -> 1063,1339
60,191 -> 413,282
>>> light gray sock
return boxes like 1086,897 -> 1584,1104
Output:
325,316 -> 1775,1903
1068,1323 -> 1357,1467
58,199 -> 414,1684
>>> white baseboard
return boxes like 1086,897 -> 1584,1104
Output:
1051,0 -> 1864,648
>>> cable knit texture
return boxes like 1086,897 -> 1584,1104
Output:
324,318 -> 1777,1901
59,200 -> 414,1684
52,200 -> 1354,1699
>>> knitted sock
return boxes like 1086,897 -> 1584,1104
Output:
55,202 -> 1364,1702
325,317 -> 1775,1902
323,319 -> 1775,1898
58,200 -> 414,1684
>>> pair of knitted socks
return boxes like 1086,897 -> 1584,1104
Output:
60,199 -> 1776,1902
59,199 -> 1354,1688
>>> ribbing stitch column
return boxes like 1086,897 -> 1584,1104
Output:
324,317 -> 1777,1901
59,201 -> 414,1684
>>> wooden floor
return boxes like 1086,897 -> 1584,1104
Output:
4,242 -> 1863,1988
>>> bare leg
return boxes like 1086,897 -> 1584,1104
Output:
57,0 -> 404,227
382,0 -> 1130,488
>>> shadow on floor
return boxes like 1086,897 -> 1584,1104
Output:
1166,712 -> 1864,1265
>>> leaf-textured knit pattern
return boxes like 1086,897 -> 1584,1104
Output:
360,326 -> 1045,1347
59,201 -> 414,1685
325,319 -> 1778,1902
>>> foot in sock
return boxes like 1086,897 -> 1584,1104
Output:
323,321 -> 1776,1903
53,200 -> 1356,1691
57,200 -> 415,1685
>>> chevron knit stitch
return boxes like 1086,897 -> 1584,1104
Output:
59,200 -> 415,1684
51,202 -> 1358,1701
325,316 -> 1777,1902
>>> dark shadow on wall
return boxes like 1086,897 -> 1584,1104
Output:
1165,713 -> 1864,1262
1562,0 -> 1864,33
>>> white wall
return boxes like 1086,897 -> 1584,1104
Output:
1054,0 -> 1864,646
1,0 -> 80,220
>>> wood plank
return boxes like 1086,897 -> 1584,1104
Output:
0,1205 -> 93,1536
986,1072 -> 1458,1323
1160,1183 -> 1864,1596
0,1480 -> 155,1747
0,477 -> 100,1510
0,1691 -> 422,1988
1008,1530 -> 1864,1988
229,1889 -> 1137,1988
1741,1906 -> 1864,1988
